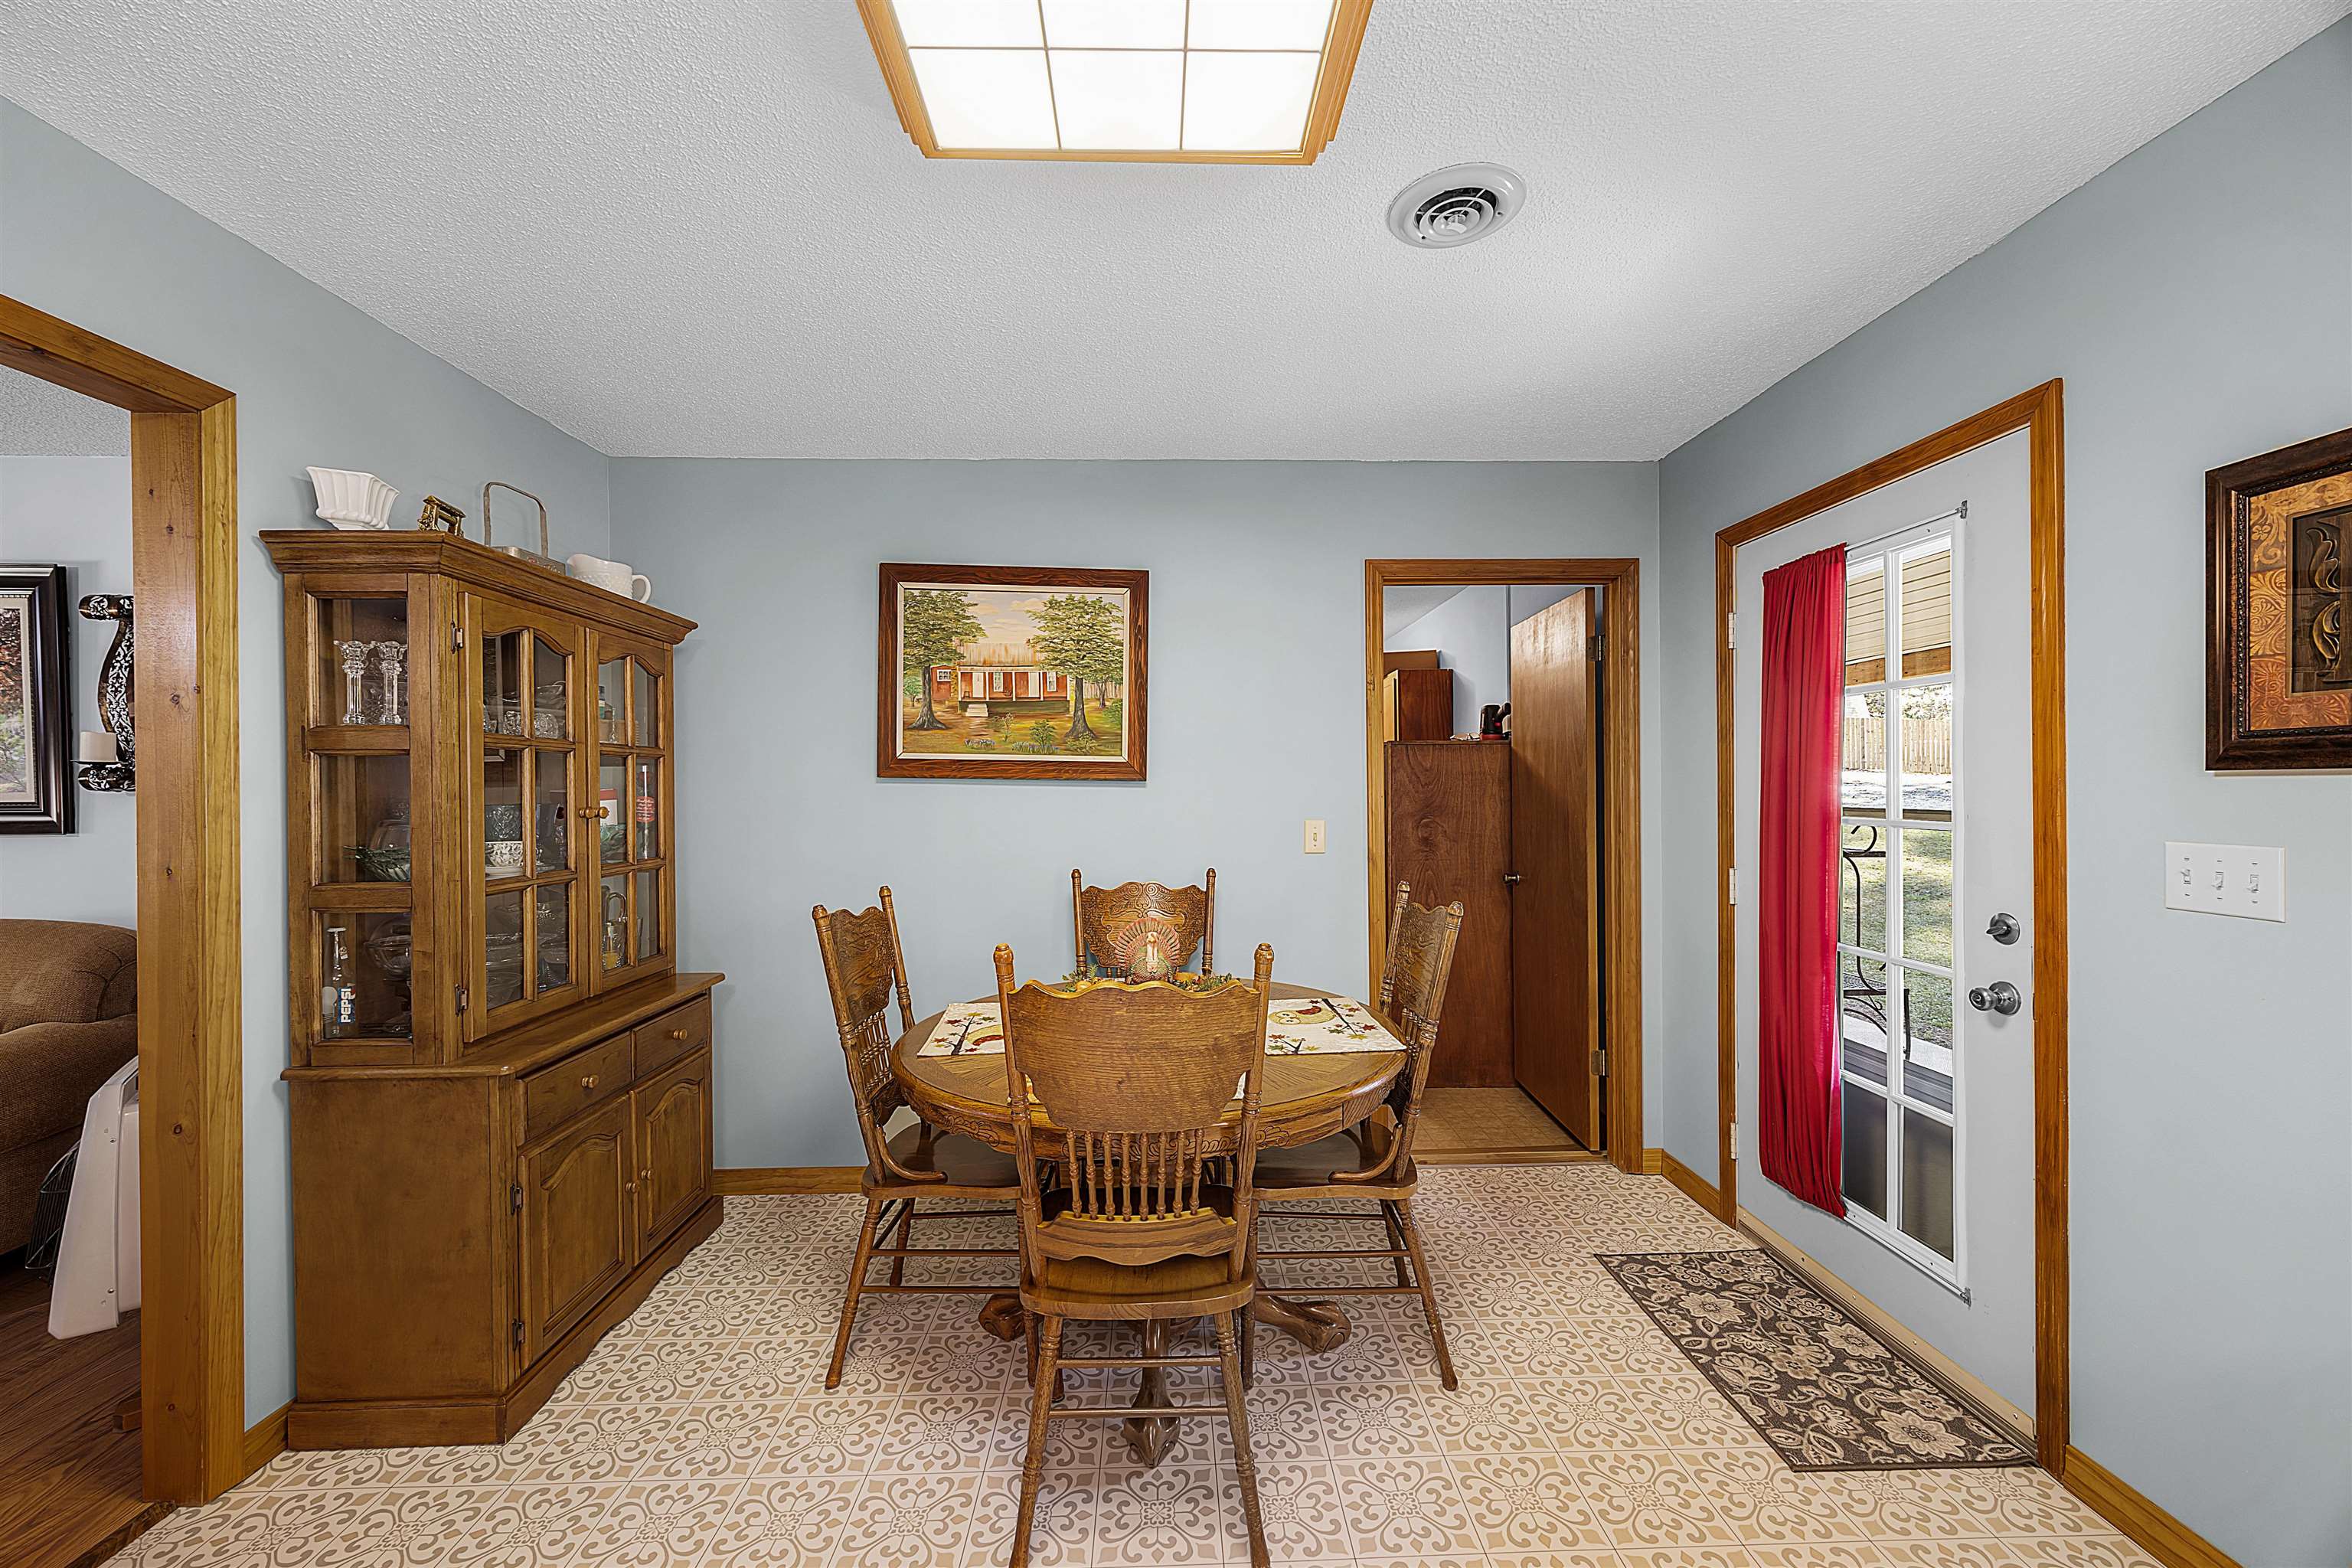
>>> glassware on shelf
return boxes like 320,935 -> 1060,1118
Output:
347,802 -> 413,882
336,641 -> 372,724
601,877 -> 628,969
364,915 -> 416,1037
375,639 -> 407,724
322,925 -> 358,1039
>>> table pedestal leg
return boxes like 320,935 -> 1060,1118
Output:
976,1292 -> 1026,1342
1120,1319 -> 1183,1467
1250,1294 -> 1351,1352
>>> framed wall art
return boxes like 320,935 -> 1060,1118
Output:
0,564 -> 75,833
2207,425 -> 2352,769
878,564 -> 1148,782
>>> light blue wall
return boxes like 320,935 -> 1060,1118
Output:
0,455 -> 137,926
1,97 -> 614,1423
1387,584 -> 1507,736
1656,21 -> 2352,1566
609,459 -> 1661,1171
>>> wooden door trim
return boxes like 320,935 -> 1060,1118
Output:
1710,380 -> 2068,1468
2,294 -> 246,1501
1363,558 -> 1643,1171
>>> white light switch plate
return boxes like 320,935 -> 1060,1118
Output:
2164,841 -> 2284,921
1303,819 -> 1326,854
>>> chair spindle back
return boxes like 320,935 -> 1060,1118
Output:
1367,882 -> 1465,1178
995,941 -> 1274,1273
812,887 -> 922,1178
1070,868 -> 1217,978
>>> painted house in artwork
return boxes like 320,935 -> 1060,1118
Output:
929,642 -> 1070,714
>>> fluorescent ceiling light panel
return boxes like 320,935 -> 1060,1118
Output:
907,48 -> 1060,149
1050,51 -> 1185,151
1182,49 -> 1321,151
892,0 -> 1040,47
1043,0 -> 1187,49
861,0 -> 1367,164
1187,0 -> 1337,51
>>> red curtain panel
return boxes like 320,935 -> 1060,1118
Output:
1759,544 -> 1847,1217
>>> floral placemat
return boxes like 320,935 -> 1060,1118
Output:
914,995 -> 1401,1057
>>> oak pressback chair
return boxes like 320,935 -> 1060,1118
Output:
1070,867 -> 1215,978
1253,882 -> 1465,1387
995,941 -> 1276,1568
812,887 -> 1020,1389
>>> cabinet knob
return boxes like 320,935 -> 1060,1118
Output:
666,1029 -> 687,1040
577,807 -> 599,819
626,1179 -> 637,1193
580,1073 -> 599,1089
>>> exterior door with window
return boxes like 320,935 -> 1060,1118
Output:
1732,429 -> 2037,1425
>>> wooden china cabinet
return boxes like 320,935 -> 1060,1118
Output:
264,530 -> 723,1450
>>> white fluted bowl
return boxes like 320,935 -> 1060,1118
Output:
308,467 -> 400,530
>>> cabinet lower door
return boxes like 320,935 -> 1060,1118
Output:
518,1096 -> 634,1365
633,1048 -> 713,1254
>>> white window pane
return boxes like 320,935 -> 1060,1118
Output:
893,0 -> 1041,47
1050,51 -> 1183,149
1181,50 -> 1319,152
1042,0 -> 1185,47
1187,0 -> 1337,50
910,48 -> 1060,149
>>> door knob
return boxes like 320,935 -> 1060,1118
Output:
1986,912 -> 2021,945
1968,981 -> 2022,1016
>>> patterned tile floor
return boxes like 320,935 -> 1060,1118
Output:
109,1166 -> 2154,1567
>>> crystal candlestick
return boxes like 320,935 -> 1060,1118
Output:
374,639 -> 407,724
336,640 -> 372,724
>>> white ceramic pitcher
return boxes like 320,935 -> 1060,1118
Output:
566,553 -> 653,603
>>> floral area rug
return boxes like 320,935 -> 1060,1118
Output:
1596,1248 -> 2034,1470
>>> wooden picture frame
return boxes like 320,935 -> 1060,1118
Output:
2207,424 -> 2352,769
877,564 -> 1148,782
0,563 -> 74,834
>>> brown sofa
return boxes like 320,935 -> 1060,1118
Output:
0,920 -> 138,1253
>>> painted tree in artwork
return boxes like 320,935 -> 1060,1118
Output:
1030,593 -> 1125,742
900,590 -> 982,731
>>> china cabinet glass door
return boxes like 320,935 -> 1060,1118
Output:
586,632 -> 672,991
467,593 -> 586,1038
301,577 -> 423,1054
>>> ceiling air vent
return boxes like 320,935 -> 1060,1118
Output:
1386,163 -> 1526,249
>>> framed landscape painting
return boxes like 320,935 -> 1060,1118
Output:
1,564 -> 74,834
2207,424 -> 2352,768
877,564 -> 1148,781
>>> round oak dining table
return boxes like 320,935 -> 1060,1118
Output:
891,980 -> 1406,1464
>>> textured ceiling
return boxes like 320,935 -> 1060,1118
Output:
0,371 -> 129,457
3,1 -> 2343,460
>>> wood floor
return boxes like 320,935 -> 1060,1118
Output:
1414,1085 -> 1594,1161
0,1253 -> 161,1568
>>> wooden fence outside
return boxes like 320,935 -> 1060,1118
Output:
1844,715 -> 1952,776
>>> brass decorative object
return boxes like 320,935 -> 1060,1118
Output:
416,495 -> 467,534
482,482 -> 559,572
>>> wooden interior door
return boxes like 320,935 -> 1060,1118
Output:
1509,590 -> 1602,1146
1383,741 -> 1511,1086
516,1096 -> 634,1364
632,1048 -> 713,1253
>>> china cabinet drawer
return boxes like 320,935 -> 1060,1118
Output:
635,995 -> 711,1076
521,1032 -> 635,1142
